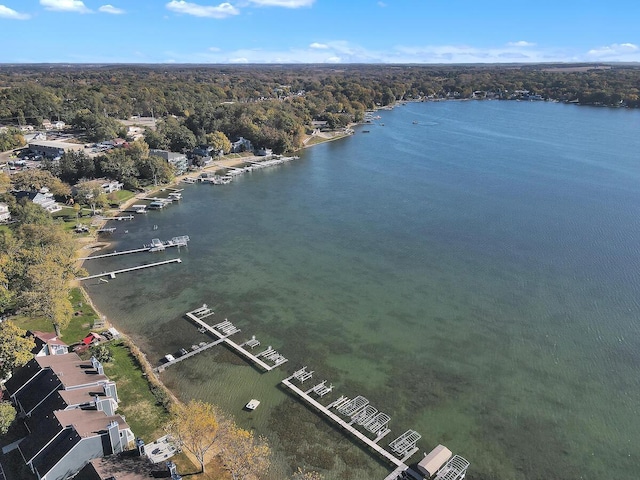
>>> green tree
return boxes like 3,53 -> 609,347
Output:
0,128 -> 26,152
75,179 -> 108,214
97,149 -> 138,185
90,344 -> 112,363
10,169 -> 71,197
0,402 -> 17,435
0,321 -> 35,381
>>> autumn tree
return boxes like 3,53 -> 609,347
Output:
10,169 -> 70,197
292,467 -> 324,480
12,223 -> 81,336
0,402 -> 17,435
164,400 -> 226,473
0,321 -> 35,380
19,261 -> 74,336
205,131 -> 231,155
221,425 -> 271,480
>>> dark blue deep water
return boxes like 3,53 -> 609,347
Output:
85,101 -> 640,479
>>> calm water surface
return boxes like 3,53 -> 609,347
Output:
85,101 -> 640,480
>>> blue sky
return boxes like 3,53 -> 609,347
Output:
0,0 -> 639,63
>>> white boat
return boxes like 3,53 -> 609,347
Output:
245,399 -> 260,410
164,354 -> 175,362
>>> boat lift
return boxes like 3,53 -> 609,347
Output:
389,430 -> 421,457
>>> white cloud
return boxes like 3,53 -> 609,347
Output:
248,0 -> 314,7
208,46 -> 221,52
99,4 -> 125,14
587,42 -> 639,60
40,0 -> 91,13
377,1 -> 387,7
309,42 -> 328,49
0,4 -> 31,19
166,1 -> 240,18
507,40 -> 536,47
230,57 -> 249,63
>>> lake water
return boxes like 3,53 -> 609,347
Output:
84,100 -> 640,480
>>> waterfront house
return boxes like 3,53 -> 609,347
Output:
28,330 -> 69,357
231,136 -> 252,153
256,147 -> 273,156
149,149 -> 189,175
100,180 -> 124,194
4,353 -> 134,480
13,187 -> 62,213
0,202 -> 10,223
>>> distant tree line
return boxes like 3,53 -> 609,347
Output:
0,64 -> 639,153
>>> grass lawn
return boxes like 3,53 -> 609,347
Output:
171,452 -> 231,480
101,341 -> 169,441
12,287 -> 96,344
52,207 -> 94,232
108,189 -> 135,206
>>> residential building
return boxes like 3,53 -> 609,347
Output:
28,331 -> 69,357
0,202 -> 10,223
100,180 -> 123,194
256,147 -> 273,156
4,353 -> 134,480
13,187 -> 62,213
231,136 -> 252,153
149,149 -> 188,175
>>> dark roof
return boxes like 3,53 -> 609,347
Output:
13,191 -> 38,202
19,409 -> 64,463
14,368 -> 62,415
32,428 -> 82,478
28,390 -> 67,420
4,357 -> 42,397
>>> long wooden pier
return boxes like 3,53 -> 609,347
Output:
78,247 -> 150,260
281,375 -> 419,474
185,307 -> 285,372
76,258 -> 182,280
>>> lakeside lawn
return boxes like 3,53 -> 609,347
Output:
12,287 -> 95,344
101,341 -> 168,441
108,189 -> 135,206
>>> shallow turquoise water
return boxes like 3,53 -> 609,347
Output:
85,101 -> 640,480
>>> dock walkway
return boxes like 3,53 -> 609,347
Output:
185,306 -> 286,372
155,340 -> 223,372
76,258 -> 182,280
281,375 -> 418,471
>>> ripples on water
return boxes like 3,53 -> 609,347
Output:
85,101 -> 640,480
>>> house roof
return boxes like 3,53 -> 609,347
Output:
55,409 -> 129,438
76,454 -> 156,480
33,428 -> 83,479
29,330 -> 68,353
13,368 -> 62,414
58,384 -> 109,407
19,409 -> 64,463
35,353 -> 108,388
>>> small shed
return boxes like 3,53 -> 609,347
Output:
81,332 -> 102,346
418,444 -> 452,478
